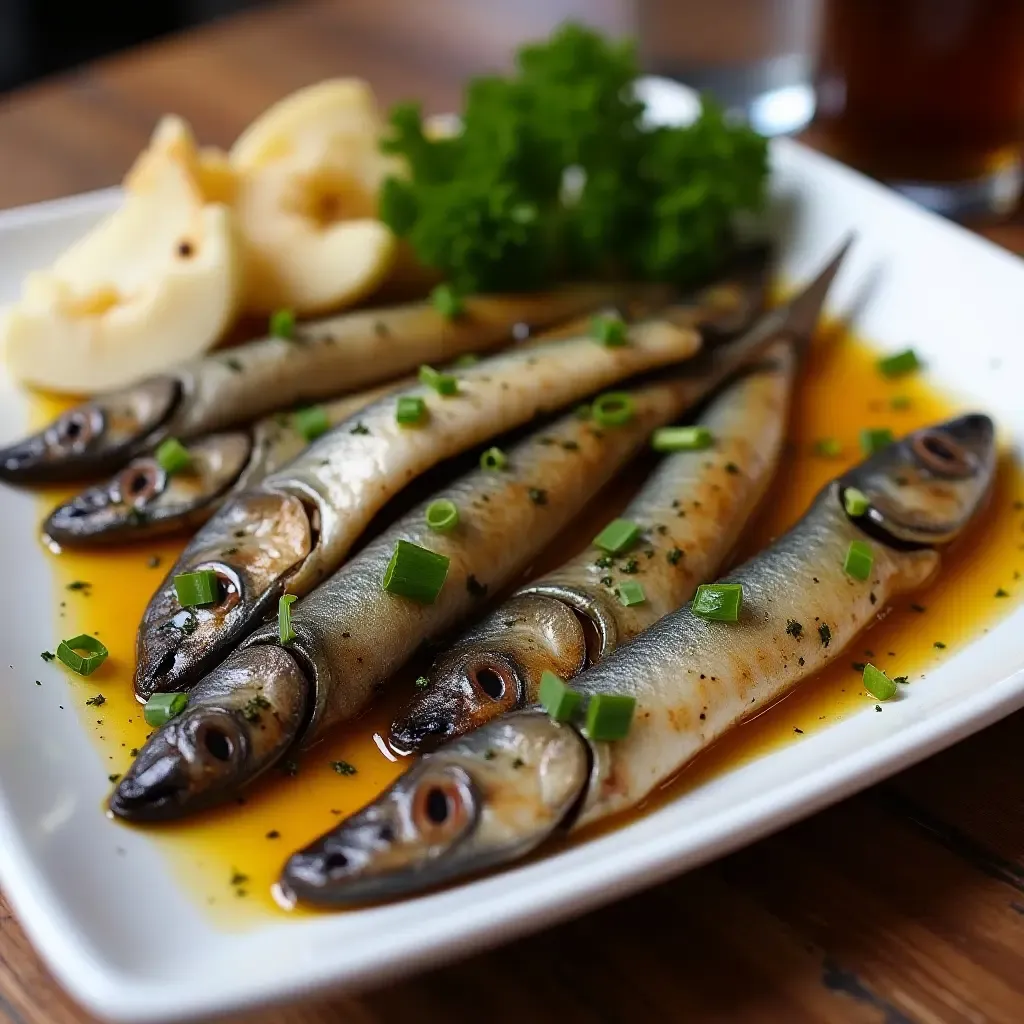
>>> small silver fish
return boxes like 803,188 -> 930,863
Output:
279,411 -> 996,905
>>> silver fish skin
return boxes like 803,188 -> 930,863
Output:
392,341 -> 796,751
0,286 -> 629,485
133,310 -> 712,699
111,371 -> 728,821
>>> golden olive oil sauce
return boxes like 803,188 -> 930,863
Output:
31,331 -> 1024,924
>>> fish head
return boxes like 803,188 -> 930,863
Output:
841,413 -> 996,547
281,711 -> 589,906
389,594 -> 588,754
111,645 -> 308,821
134,490 -> 312,698
44,432 -> 252,546
0,377 -> 180,484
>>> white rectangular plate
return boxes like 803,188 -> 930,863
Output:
1,79 -> 1023,1023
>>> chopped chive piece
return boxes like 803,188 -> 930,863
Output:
539,671 -> 582,722
293,405 -> 330,441
55,634 -> 108,676
173,569 -> 219,608
431,283 -> 463,319
425,499 -> 459,533
144,691 -> 188,727
877,348 -> 921,378
591,391 -> 634,427
415,675 -> 430,689
692,583 -> 743,622
860,427 -> 895,455
480,446 -> 507,471
863,663 -> 897,700
590,313 -> 627,347
844,539 -> 874,581
814,437 -> 842,458
616,580 -> 646,607
593,518 -> 640,554
419,364 -> 458,396
331,760 -> 357,776
396,395 -> 428,427
278,594 -> 298,644
651,426 -> 713,452
269,308 -> 296,340
584,693 -> 636,741
843,487 -> 870,517
155,438 -> 191,475
452,353 -> 478,368
382,539 -> 450,603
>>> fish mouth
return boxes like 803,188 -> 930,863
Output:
282,712 -> 590,906
44,431 -> 253,547
0,377 -> 181,485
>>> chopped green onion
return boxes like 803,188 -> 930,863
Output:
173,570 -> 219,608
539,671 -> 582,722
425,499 -> 459,533
843,487 -> 870,517
863,663 -> 897,701
382,539 -> 450,603
431,283 -> 464,320
591,391 -> 635,427
692,583 -> 743,622
651,426 -> 712,452
55,634 -> 108,676
154,438 -> 191,475
616,581 -> 646,607
584,693 -> 636,741
844,539 -> 874,581
144,691 -> 188,727
419,364 -> 458,396
293,405 -> 330,441
593,518 -> 640,554
877,348 -> 921,378
814,438 -> 842,458
396,395 -> 428,427
452,353 -> 478,368
269,308 -> 296,340
480,446 -> 507,471
590,313 -> 627,347
860,427 -> 895,455
278,594 -> 298,644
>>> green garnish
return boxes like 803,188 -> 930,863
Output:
173,570 -> 219,608
819,623 -> 832,647
539,671 -> 582,722
814,438 -> 842,458
863,663 -> 897,701
396,395 -> 428,427
155,438 -> 191,475
692,583 -> 742,622
480,446 -> 508,471
843,540 -> 874,581
934,641 -> 946,649
843,487 -> 870,517
425,499 -> 459,533
144,692 -> 188,727
666,547 -> 683,565
419,364 -> 459,396
651,426 -> 713,452
786,619 -> 803,638
590,313 -> 627,347
584,693 -> 636,741
591,391 -> 634,427
574,404 -> 592,420
593,518 -> 640,554
430,283 -> 464,319
414,675 -> 430,689
890,395 -> 912,410
278,594 -> 298,644
616,580 -> 646,607
241,695 -> 271,722
331,760 -> 357,776
379,23 -> 768,294
382,540 -> 450,603
293,405 -> 330,442
40,651 -> 56,662
66,580 -> 91,592
452,353 -> 478,368
995,588 -> 1009,598
877,348 -> 921,378
860,427 -> 895,455
85,693 -> 105,707
269,308 -> 296,340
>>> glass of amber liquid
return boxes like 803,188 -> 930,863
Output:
813,0 -> 1024,219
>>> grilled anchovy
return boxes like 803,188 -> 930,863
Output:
392,341 -> 795,751
279,410 -> 996,905
0,286 -> 632,485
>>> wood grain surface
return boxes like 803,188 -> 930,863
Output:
0,2 -> 1023,1021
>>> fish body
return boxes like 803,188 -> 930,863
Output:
279,409 -> 996,905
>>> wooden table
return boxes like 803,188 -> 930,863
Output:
1,2 -> 1023,1020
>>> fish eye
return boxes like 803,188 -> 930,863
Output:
116,461 -> 163,504
464,658 -> 517,704
51,408 -> 100,450
411,770 -> 472,841
911,430 -> 973,478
